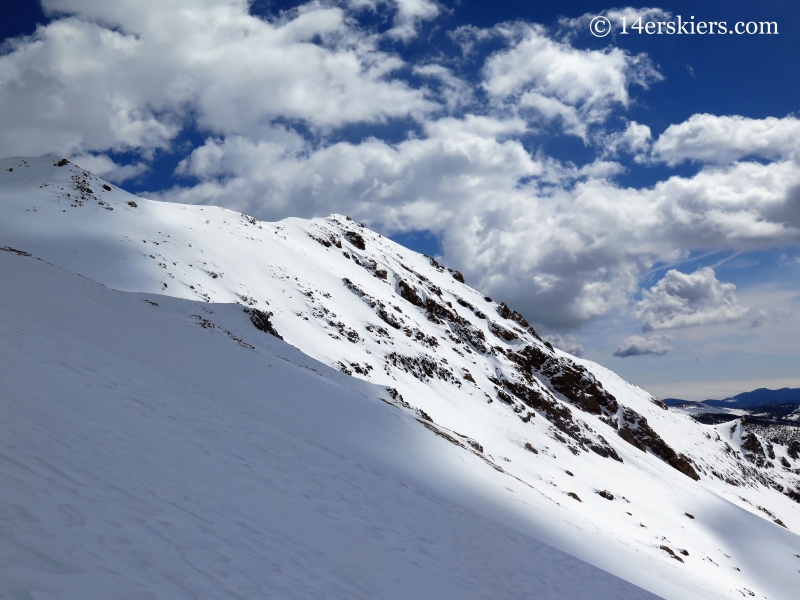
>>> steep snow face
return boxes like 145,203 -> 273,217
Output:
0,252 -> 662,600
2,156 -> 800,599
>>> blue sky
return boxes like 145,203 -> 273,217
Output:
3,0 -> 800,399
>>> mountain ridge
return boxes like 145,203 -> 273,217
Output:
2,249 -> 669,599
665,388 -> 800,409
2,156 -> 800,599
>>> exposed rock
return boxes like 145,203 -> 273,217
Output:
618,408 -> 700,480
490,322 -> 517,341
507,345 -> 619,417
425,297 -> 457,325
787,440 -> 800,460
497,302 -> 529,328
619,427 -> 646,452
449,269 -> 465,283
398,280 -> 424,307
785,488 -> 800,504
495,374 -> 622,462
425,255 -> 444,272
742,433 -> 770,468
343,278 -> 402,329
309,234 -> 331,248
344,230 -> 366,250
651,397 -> 668,410
385,352 -> 456,384
659,545 -> 684,563
1,246 -> 32,257
455,297 -> 486,319
244,308 -> 282,339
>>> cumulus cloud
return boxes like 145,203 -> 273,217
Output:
70,153 -> 147,182
480,23 -> 662,137
558,7 -> 673,38
603,121 -> 652,158
158,123 -> 800,328
651,114 -> 800,166
165,114 -> 541,222
387,0 -> 440,40
542,333 -> 585,356
613,334 -> 672,357
3,1 -> 800,335
413,64 -> 474,111
448,24 -> 494,57
0,0 -> 432,160
633,267 -> 750,330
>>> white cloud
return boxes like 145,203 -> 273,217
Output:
543,333 -> 585,356
165,114 -> 541,223
413,64 -> 474,111
778,253 -> 800,266
613,334 -> 672,357
633,267 -> 749,330
652,114 -> 800,166
748,307 -> 792,328
0,17 -> 179,159
448,24 -> 494,57
603,121 -> 652,158
517,92 -> 585,138
480,22 -> 660,102
0,0 -> 433,161
558,7 -> 673,38
3,2 -> 800,337
70,153 -> 147,182
158,121 -> 800,329
481,23 -> 661,138
387,0 -> 440,41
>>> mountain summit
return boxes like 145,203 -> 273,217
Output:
2,156 -> 800,599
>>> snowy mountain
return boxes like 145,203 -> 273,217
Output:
666,389 -> 800,409
2,156 -> 800,599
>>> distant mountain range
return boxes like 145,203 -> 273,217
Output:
664,388 -> 800,409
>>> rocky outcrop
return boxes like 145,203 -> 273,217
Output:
618,408 -> 699,480
507,345 -> 619,418
742,433 -> 771,468
245,308 -> 282,339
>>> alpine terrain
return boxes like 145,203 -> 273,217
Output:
1,156 -> 800,599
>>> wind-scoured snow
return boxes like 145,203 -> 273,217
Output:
2,156 -> 800,599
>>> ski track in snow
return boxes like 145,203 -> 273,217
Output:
1,156 -> 799,599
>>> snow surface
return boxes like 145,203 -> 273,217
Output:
0,252 -> 663,599
2,156 -> 800,599
671,403 -> 748,418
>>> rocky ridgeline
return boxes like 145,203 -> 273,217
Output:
4,157 -> 798,510
302,217 -> 783,489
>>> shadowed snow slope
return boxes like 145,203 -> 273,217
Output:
0,252 -> 662,599
2,156 -> 800,599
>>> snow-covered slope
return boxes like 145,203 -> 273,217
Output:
0,251 -> 662,599
2,156 -> 800,599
